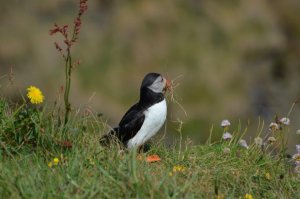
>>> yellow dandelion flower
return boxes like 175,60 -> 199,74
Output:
53,158 -> 59,165
27,86 -> 44,104
88,157 -> 95,165
245,193 -> 253,199
48,162 -> 53,168
216,194 -> 224,199
173,165 -> 185,173
265,172 -> 271,180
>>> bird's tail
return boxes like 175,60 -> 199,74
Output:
99,127 -> 120,146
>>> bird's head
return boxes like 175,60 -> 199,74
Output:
141,73 -> 171,95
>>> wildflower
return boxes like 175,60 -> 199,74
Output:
292,152 -> 300,166
280,117 -> 290,126
265,172 -> 271,180
296,145 -> 300,154
48,162 -> 53,168
267,137 -> 276,144
79,0 -> 88,16
173,165 -> 185,173
27,86 -> 44,104
221,119 -> 231,128
216,194 -> 224,199
293,153 -> 300,161
88,157 -> 95,165
222,132 -> 232,140
169,165 -> 186,176
232,170 -> 241,177
254,137 -> 263,147
296,129 -> 300,135
223,147 -> 231,154
269,122 -> 279,131
53,158 -> 59,165
245,193 -> 253,199
239,139 -> 249,149
294,165 -> 300,174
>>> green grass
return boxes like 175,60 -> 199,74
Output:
0,99 -> 300,199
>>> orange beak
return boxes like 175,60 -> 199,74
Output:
165,78 -> 171,92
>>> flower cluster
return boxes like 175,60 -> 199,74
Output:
220,120 -> 249,149
292,145 -> 300,174
294,103 -> 300,173
221,119 -> 233,141
49,0 -> 88,55
79,0 -> 88,16
245,193 -> 253,199
88,156 -> 95,165
48,157 -> 60,168
220,118 -> 283,151
74,0 -> 88,43
49,0 -> 89,125
252,117 -> 291,151
173,165 -> 185,172
169,165 -> 186,176
49,24 -> 68,37
216,193 -> 253,198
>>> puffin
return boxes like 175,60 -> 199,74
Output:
100,73 -> 171,150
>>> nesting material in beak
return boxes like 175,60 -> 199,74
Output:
166,79 -> 171,90
163,78 -> 171,93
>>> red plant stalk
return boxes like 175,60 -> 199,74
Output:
49,0 -> 88,126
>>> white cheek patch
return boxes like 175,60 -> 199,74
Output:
148,77 -> 165,93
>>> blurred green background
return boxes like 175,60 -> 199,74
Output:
1,0 -> 300,147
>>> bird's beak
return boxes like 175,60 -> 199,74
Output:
164,78 -> 171,92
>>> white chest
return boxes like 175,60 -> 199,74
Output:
127,99 -> 167,149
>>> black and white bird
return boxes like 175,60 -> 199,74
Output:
100,73 -> 171,149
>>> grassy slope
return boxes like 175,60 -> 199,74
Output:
1,130 -> 299,199
0,99 -> 299,198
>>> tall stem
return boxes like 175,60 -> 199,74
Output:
64,49 -> 72,126
50,0 -> 88,130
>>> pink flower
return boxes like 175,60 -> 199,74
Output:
280,117 -> 290,126
221,120 -> 231,128
239,139 -> 249,149
296,145 -> 300,154
269,122 -> 279,131
222,132 -> 232,140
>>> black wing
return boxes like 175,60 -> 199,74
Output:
117,103 -> 145,144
